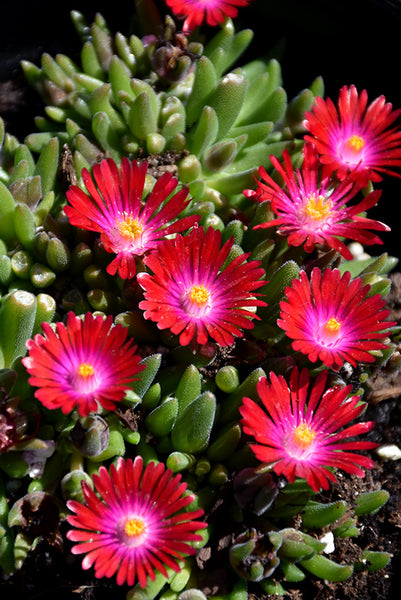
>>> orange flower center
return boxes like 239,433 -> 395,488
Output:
345,134 -> 365,154
303,193 -> 332,221
117,215 -> 144,241
124,517 -> 146,538
292,422 -> 316,449
189,284 -> 210,306
77,362 -> 95,378
323,316 -> 341,336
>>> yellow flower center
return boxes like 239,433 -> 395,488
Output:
303,193 -> 332,221
292,423 -> 316,449
117,215 -> 144,241
324,316 -> 341,335
345,134 -> 365,153
124,517 -> 146,538
189,284 -> 210,306
77,362 -> 95,378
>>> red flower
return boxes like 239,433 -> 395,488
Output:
65,158 -> 199,279
240,368 -> 378,491
165,0 -> 252,32
304,85 -> 401,185
22,312 -> 145,416
137,226 -> 266,347
250,143 -> 390,259
67,456 -> 207,587
278,267 -> 395,371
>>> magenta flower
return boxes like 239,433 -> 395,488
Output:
65,157 -> 199,279
240,367 -> 378,492
304,84 -> 401,185
66,456 -> 207,587
165,0 -> 252,32
249,143 -> 390,260
137,226 -> 266,347
22,312 -> 145,417
278,267 -> 395,371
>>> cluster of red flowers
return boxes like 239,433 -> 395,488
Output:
247,84 -> 401,258
19,4 -> 401,589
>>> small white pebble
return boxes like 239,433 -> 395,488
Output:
320,532 -> 335,554
347,242 -> 370,260
376,444 -> 401,461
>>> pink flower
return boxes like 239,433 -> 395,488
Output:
66,456 -> 207,587
240,367 -> 378,491
304,85 -> 401,185
65,158 -> 199,279
137,226 -> 266,347
278,267 -> 395,371
250,143 -> 390,260
22,312 -> 145,417
165,0 -> 252,32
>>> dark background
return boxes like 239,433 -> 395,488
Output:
1,0 -> 401,257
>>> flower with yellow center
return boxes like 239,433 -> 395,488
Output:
323,316 -> 341,337
240,368 -> 379,492
124,517 -> 146,539
66,456 -> 207,588
251,142 -> 391,260
77,362 -> 95,378
116,215 -> 144,242
138,226 -> 266,347
22,312 -> 145,417
345,134 -> 365,153
65,157 -> 199,280
278,267 -> 395,371
292,422 -> 316,450
304,85 -> 401,185
189,284 -> 210,306
302,193 -> 333,222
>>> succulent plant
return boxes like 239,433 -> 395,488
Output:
0,0 -> 398,598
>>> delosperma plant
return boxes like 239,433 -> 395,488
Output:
0,0 -> 400,597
